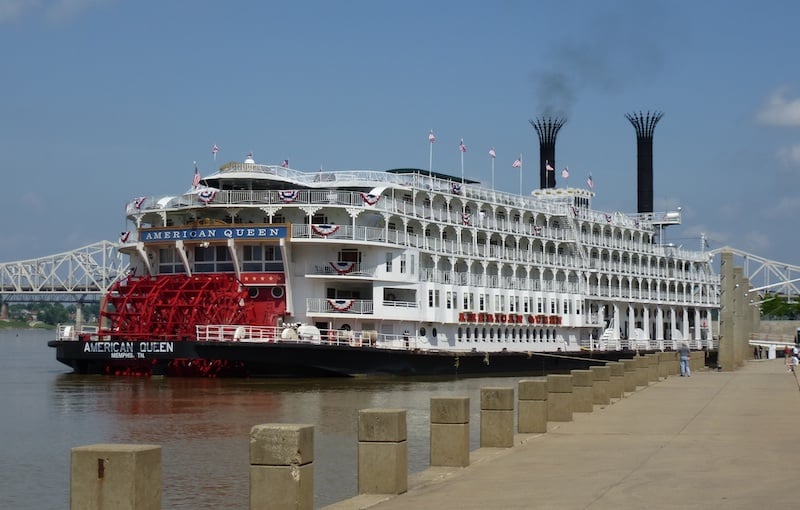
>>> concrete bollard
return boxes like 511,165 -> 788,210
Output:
480,387 -> 515,448
658,352 -> 671,379
518,380 -> 548,433
570,370 -> 594,412
607,362 -> 625,399
358,409 -> 407,495
646,354 -> 659,382
634,356 -> 650,388
547,374 -> 573,422
667,350 -> 679,375
622,359 -> 638,393
430,397 -> 470,467
71,444 -> 161,510
250,424 -> 314,510
589,365 -> 611,405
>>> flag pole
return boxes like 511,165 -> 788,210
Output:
428,130 -> 435,172
489,147 -> 494,191
519,153 -> 523,197
460,146 -> 465,185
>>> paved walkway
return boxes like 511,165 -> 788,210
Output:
326,359 -> 800,510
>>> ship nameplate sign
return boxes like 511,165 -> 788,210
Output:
139,226 -> 288,243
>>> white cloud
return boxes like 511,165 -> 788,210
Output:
757,89 -> 800,126
777,143 -> 800,166
0,0 -> 41,23
0,0 -> 111,24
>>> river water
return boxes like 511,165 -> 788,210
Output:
0,329 -> 534,509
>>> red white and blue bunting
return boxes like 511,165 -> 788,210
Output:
278,190 -> 299,203
569,205 -> 578,217
451,183 -> 462,195
312,224 -> 340,237
119,231 -> 130,243
604,213 -> 612,223
133,196 -> 146,209
328,298 -> 354,312
461,212 -> 471,225
198,189 -> 217,204
329,261 -> 356,274
359,192 -> 381,206
533,225 -> 542,235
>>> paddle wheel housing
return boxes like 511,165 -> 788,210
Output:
99,274 -> 284,341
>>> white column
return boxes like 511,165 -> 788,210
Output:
694,308 -> 702,341
655,307 -> 664,341
627,305 -> 635,339
682,308 -> 690,342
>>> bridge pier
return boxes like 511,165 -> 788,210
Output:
0,302 -> 7,320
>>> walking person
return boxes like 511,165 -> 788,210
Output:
679,341 -> 691,377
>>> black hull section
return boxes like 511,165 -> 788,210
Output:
49,339 -> 654,378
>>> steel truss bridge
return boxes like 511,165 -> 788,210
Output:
0,241 -> 798,304
0,241 -> 129,304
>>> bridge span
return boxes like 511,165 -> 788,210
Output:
0,240 -> 129,305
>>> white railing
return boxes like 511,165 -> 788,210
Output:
306,298 -> 375,314
196,324 -> 422,350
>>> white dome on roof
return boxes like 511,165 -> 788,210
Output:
244,152 -> 255,164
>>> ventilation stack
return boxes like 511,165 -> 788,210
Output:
625,111 -> 663,214
530,117 -> 565,189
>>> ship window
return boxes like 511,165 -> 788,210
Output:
339,249 -> 361,263
158,248 -> 186,275
457,327 -> 462,340
432,327 -> 437,337
386,252 -> 393,272
419,326 -> 426,336
311,213 -> 328,224
400,254 -> 407,273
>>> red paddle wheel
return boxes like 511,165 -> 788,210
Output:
100,274 -> 251,340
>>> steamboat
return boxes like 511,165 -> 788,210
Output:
49,115 -> 720,377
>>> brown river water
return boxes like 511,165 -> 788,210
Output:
0,328 -> 535,509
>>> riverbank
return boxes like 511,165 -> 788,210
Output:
0,320 -> 52,330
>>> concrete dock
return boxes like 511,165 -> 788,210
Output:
326,358 -> 800,510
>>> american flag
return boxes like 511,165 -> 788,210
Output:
428,130 -> 436,143
561,167 -> 569,179
587,174 -> 594,190
459,139 -> 467,153
512,158 -> 522,168
192,163 -> 200,187
546,162 -> 554,172
281,159 -> 289,168
489,147 -> 496,159
212,144 -> 218,155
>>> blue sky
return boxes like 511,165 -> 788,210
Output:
2,0 -> 800,267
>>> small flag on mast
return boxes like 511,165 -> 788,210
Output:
192,162 -> 200,188
546,161 -> 554,172
429,130 -> 436,143
212,144 -> 219,160
587,174 -> 594,190
281,159 -> 289,168
512,157 -> 522,168
459,139 -> 467,153
489,147 -> 496,159
562,167 -> 569,179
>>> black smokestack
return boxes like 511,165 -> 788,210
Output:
530,117 -> 565,189
625,111 -> 663,214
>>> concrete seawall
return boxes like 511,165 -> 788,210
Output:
330,358 -> 800,510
